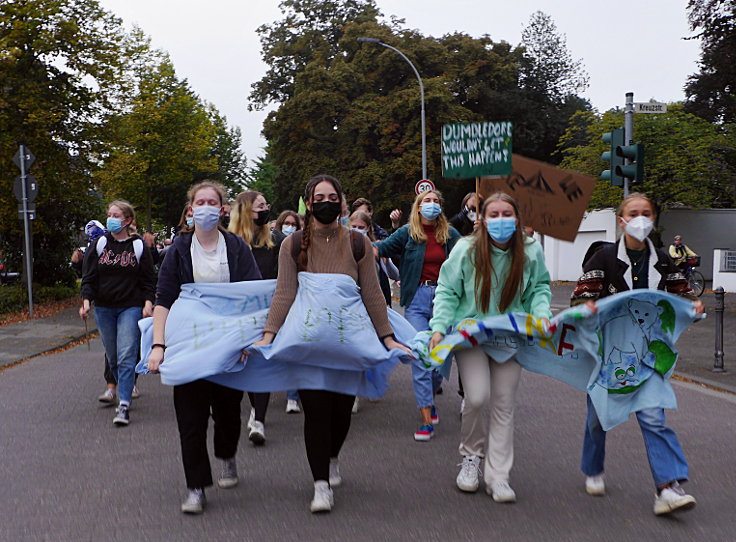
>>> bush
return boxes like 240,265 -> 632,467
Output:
0,283 -> 78,314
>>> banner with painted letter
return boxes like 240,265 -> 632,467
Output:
410,290 -> 701,430
136,274 -> 416,398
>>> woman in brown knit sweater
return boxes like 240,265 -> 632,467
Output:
252,174 -> 410,513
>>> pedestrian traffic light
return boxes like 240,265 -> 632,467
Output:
615,142 -> 645,184
601,128 -> 624,187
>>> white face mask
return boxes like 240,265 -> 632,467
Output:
282,225 -> 297,236
622,215 -> 653,242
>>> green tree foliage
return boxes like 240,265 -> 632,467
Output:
684,0 -> 736,124
0,0 -> 129,284
251,3 -> 591,221
246,144 -> 278,205
558,105 -> 736,211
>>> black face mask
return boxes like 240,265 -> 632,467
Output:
254,209 -> 270,226
311,201 -> 342,225
220,214 -> 230,228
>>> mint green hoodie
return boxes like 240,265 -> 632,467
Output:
429,236 -> 552,334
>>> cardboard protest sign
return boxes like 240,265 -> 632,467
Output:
441,121 -> 512,178
478,154 -> 596,242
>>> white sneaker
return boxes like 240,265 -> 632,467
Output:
131,385 -> 140,399
181,488 -> 206,514
456,455 -> 481,492
98,387 -> 116,405
247,409 -> 255,429
585,474 -> 605,496
460,398 -> 465,415
329,458 -> 342,488
286,399 -> 301,413
653,483 -> 696,515
310,480 -> 334,513
351,397 -> 359,414
249,420 -> 265,445
488,481 -> 517,503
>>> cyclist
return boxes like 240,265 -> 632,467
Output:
669,235 -> 698,275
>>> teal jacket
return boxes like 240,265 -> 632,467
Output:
429,236 -> 552,334
377,224 -> 461,307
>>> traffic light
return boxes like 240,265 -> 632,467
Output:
615,142 -> 645,184
601,128 -> 624,187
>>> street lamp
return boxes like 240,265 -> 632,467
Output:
357,37 -> 427,180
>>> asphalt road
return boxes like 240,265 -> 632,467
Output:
2,336 -> 736,542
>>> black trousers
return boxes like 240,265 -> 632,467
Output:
173,379 -> 243,489
247,392 -> 270,423
299,389 -> 355,482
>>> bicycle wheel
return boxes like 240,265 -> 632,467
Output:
689,270 -> 705,297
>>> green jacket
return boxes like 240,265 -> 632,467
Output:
377,224 -> 461,307
429,236 -> 552,334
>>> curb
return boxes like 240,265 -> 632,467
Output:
0,329 -> 98,372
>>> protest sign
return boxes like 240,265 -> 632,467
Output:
441,121 -> 512,179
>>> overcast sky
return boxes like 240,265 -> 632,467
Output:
97,0 -> 702,165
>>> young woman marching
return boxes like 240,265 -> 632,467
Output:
229,190 -> 286,444
147,181 -> 261,514
570,192 -> 704,516
252,174 -> 410,513
80,200 -> 155,426
429,192 -> 552,502
375,190 -> 461,441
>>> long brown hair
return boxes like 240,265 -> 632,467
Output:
229,190 -> 274,248
408,190 -> 451,244
108,200 -> 137,235
349,210 -> 375,241
186,180 -> 229,234
472,192 -> 526,313
298,174 -> 345,270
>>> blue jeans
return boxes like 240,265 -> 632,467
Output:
404,285 -> 443,409
581,396 -> 689,487
287,390 -> 300,401
95,306 -> 142,405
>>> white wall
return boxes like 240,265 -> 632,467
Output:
543,209 -> 617,281
713,249 -> 736,292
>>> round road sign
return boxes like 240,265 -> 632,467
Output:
415,179 -> 435,195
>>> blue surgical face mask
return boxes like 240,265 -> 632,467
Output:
339,216 -> 349,226
420,202 -> 442,220
193,205 -> 221,232
282,225 -> 297,236
486,217 -> 517,243
106,217 -> 124,234
351,227 -> 368,236
185,217 -> 194,228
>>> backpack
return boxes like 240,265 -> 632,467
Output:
96,235 -> 144,264
290,229 -> 365,272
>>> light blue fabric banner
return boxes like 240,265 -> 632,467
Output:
410,290 -> 701,431
137,274 -> 416,398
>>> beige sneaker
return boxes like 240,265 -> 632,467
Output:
585,474 -> 606,496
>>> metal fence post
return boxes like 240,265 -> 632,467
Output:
714,286 -> 725,372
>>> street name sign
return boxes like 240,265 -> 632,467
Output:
634,102 -> 667,114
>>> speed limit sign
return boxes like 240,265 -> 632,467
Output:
415,179 -> 435,195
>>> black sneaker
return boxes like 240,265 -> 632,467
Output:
113,404 -> 130,426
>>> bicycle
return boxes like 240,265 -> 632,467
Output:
682,256 -> 705,297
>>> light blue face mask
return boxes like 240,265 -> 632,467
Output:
193,205 -> 221,232
282,225 -> 297,236
186,217 -> 194,228
420,202 -> 442,220
339,216 -> 349,226
106,217 -> 124,234
486,217 -> 517,243
351,227 -> 368,236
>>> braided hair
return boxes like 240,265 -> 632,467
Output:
298,174 -> 344,271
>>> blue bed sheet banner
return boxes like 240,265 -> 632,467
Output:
136,274 -> 417,398
409,290 -> 702,430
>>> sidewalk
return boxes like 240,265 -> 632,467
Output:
0,304 -> 97,368
1,287 -> 734,394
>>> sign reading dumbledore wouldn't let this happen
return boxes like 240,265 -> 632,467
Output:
441,121 -> 513,179
479,154 -> 596,242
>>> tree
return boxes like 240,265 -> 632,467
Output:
0,0 -> 129,285
684,0 -> 736,124
246,144 -> 279,206
558,105 -> 736,211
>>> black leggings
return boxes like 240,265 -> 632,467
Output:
174,379 -> 243,489
247,392 -> 270,423
299,389 -> 355,482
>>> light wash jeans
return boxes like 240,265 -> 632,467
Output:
94,306 -> 142,405
404,285 -> 443,409
581,395 -> 689,487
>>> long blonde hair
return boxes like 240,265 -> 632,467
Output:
472,192 -> 526,313
229,190 -> 274,248
408,190 -> 451,244
108,200 -> 137,235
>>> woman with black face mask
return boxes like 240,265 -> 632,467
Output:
229,190 -> 286,445
251,174 -> 411,513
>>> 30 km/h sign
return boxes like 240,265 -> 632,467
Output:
415,179 -> 435,195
